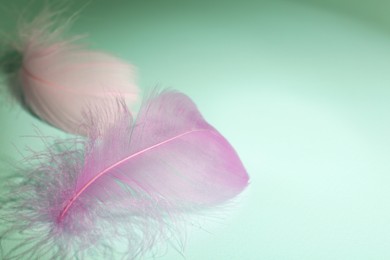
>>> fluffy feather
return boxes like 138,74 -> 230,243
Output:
6,9 -> 139,135
0,91 -> 249,259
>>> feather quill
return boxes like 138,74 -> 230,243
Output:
0,91 -> 248,259
3,9 -> 139,135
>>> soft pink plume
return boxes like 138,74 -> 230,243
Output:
0,91 -> 248,259
16,10 -> 139,135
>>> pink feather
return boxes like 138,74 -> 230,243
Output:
0,91 -> 248,259
13,10 -> 139,135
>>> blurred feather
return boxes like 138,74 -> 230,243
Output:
1,8 -> 139,135
0,91 -> 249,259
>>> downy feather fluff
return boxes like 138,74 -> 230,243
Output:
0,91 -> 249,259
3,9 -> 139,135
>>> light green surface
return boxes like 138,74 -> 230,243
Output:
1,0 -> 390,259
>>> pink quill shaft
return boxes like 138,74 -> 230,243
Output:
58,129 -> 204,221
22,65 -> 137,98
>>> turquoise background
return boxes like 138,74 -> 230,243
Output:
1,0 -> 390,259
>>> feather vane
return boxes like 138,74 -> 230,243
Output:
9,10 -> 139,135
0,91 -> 248,259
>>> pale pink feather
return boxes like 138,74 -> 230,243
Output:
0,91 -> 248,259
17,11 -> 139,135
